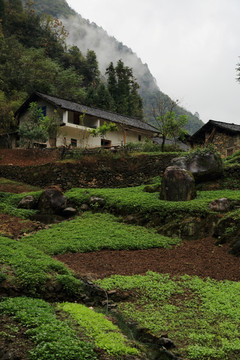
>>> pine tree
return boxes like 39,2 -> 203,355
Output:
106,62 -> 117,101
83,50 -> 100,87
106,60 -> 143,119
95,83 -> 115,111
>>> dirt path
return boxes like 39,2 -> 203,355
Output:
55,237 -> 240,281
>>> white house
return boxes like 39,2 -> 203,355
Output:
15,92 -> 159,149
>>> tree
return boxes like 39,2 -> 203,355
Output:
94,83 -> 115,111
18,102 -> 48,148
82,50 -> 100,87
152,97 -> 187,151
106,60 -> 143,118
106,62 -> 117,100
0,91 -> 15,147
8,0 -> 23,13
42,109 -> 61,147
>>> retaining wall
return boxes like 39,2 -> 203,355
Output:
0,154 -> 177,190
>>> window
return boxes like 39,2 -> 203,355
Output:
138,135 -> 142,142
101,139 -> 111,148
71,138 -> 77,147
41,106 -> 47,117
73,113 -> 80,125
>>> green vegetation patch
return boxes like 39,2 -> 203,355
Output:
58,302 -> 139,356
0,297 -> 97,360
21,212 -> 179,255
97,271 -> 240,360
66,186 -> 240,218
0,236 -> 83,297
0,190 -> 41,218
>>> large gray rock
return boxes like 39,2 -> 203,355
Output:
171,151 -> 223,182
38,186 -> 67,214
160,166 -> 196,201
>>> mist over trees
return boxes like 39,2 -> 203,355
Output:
0,0 -> 144,136
0,0 -> 203,136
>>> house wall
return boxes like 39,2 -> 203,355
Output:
57,126 -> 101,148
206,130 -> 240,157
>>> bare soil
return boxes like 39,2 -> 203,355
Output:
0,148 -> 60,166
0,182 -> 40,193
55,237 -> 240,282
0,316 -> 34,360
0,213 -> 41,239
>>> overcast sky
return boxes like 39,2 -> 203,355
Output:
67,0 -> 240,124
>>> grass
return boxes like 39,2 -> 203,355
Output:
0,190 -> 40,218
21,212 -> 180,255
0,297 -> 98,360
0,236 -> 83,297
97,271 -> 240,360
66,186 -> 240,219
58,302 -> 139,356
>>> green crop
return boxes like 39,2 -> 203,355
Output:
97,272 -> 240,360
0,297 -> 97,360
21,212 -> 180,255
0,236 -> 83,296
58,302 -> 139,356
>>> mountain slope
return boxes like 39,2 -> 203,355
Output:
25,0 -> 203,134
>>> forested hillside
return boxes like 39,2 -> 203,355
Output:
0,0 -> 203,136
25,0 -> 203,134
0,0 -> 144,137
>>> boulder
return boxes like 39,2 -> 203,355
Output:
80,203 -> 90,211
89,196 -> 105,207
37,186 -> 67,215
171,151 -> 223,183
208,198 -> 230,212
18,195 -> 36,209
62,207 -> 77,218
160,166 -> 196,201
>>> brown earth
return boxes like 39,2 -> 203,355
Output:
55,237 -> 240,282
0,148 -> 60,166
0,181 -> 40,193
0,213 -> 42,239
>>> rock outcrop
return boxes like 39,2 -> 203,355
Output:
171,151 -> 223,182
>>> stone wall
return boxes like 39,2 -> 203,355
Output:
0,154 -> 177,190
210,131 -> 240,157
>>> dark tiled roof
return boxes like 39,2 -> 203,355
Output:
208,120 -> 240,132
23,92 -> 158,134
190,119 -> 240,142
